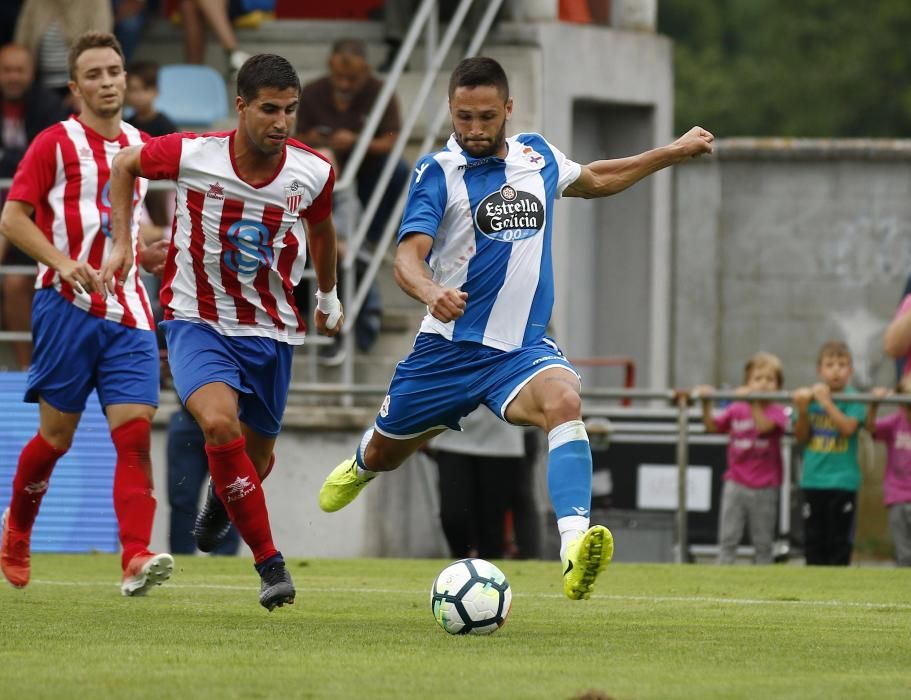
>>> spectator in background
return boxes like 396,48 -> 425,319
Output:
297,39 -> 409,354
693,352 -> 788,565
293,146 -> 382,364
114,0 -> 154,63
430,407 -> 539,560
792,341 -> 866,566
125,60 -> 176,227
0,43 -> 67,369
180,0 -> 251,74
297,38 -> 410,250
884,277 -> 911,380
14,0 -> 113,107
126,61 -> 177,138
866,377 -> 911,567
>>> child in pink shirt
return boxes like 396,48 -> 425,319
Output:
865,375 -> 911,566
695,352 -> 788,564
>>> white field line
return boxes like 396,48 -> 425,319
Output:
26,579 -> 911,611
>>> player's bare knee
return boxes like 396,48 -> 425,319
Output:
541,389 -> 582,427
40,427 -> 75,453
197,411 -> 242,445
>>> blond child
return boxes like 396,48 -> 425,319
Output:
792,341 -> 866,566
865,376 -> 911,566
694,352 -> 788,565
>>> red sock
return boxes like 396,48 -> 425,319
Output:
9,432 -> 66,531
111,418 -> 156,571
206,436 -> 278,564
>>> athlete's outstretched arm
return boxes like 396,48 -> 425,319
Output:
0,200 -> 102,294
306,215 -> 344,336
394,232 -> 467,323
102,145 -> 146,294
563,126 -> 714,199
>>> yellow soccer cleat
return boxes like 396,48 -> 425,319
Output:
319,457 -> 376,512
562,525 -> 614,600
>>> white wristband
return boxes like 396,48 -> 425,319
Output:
315,286 -> 342,330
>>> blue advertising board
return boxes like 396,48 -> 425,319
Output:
0,373 -> 118,553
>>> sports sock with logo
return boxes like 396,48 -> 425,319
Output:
206,436 -> 278,564
546,420 -> 593,560
112,419 -> 157,571
8,432 -> 66,531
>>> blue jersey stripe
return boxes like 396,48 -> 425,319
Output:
518,133 -> 558,345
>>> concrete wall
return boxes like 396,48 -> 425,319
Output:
535,24 -> 675,388
673,140 -> 911,390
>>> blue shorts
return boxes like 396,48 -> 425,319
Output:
374,333 -> 579,439
162,320 -> 292,437
26,289 -> 159,413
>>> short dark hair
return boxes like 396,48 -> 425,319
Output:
331,38 -> 367,60
236,53 -> 300,103
448,56 -> 509,100
127,60 -> 159,89
69,31 -> 125,80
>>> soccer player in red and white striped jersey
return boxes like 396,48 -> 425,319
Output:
106,53 -> 345,610
0,32 -> 173,596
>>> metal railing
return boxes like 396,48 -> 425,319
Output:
281,383 -> 911,563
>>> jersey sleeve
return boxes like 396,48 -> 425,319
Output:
301,166 -> 334,225
397,155 -> 446,243
544,137 -> 582,197
765,404 -> 790,433
139,132 -> 187,180
713,405 -> 734,433
842,400 -> 867,430
6,127 -> 60,210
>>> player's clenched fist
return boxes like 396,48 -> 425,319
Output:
428,286 -> 468,323
674,126 -> 714,157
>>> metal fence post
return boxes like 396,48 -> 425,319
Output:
675,393 -> 690,563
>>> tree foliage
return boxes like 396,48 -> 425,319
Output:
658,0 -> 911,137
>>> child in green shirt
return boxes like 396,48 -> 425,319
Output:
792,341 -> 866,566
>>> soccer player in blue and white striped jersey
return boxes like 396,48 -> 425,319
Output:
320,56 -> 713,600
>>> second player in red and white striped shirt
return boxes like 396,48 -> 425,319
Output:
106,52 -> 345,611
138,127 -> 332,343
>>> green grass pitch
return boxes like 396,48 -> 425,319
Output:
1,554 -> 910,699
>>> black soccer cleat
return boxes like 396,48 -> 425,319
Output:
258,560 -> 296,611
193,480 -> 232,553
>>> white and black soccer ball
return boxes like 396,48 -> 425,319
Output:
430,558 -> 512,635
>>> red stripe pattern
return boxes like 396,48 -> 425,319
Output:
5,117 -> 153,329
142,132 -> 333,344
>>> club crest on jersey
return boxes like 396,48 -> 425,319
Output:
285,180 -> 303,212
522,145 -> 544,167
206,182 -> 225,201
473,183 -> 543,242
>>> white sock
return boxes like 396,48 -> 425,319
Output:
558,515 -> 589,561
355,428 -> 377,479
